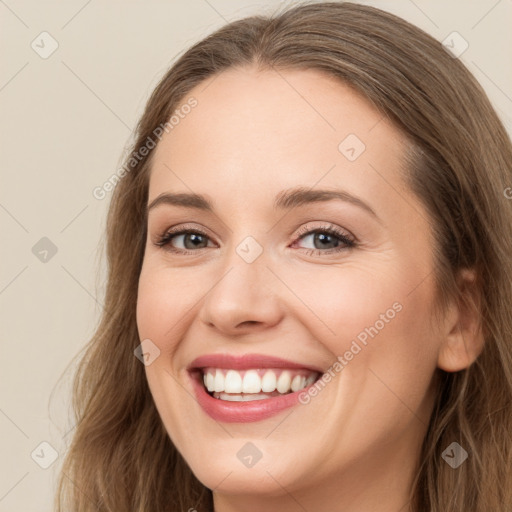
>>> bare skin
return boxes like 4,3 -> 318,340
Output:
136,66 -> 483,512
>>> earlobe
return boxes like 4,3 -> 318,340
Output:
437,268 -> 485,372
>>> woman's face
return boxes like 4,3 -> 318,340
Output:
137,67 -> 444,506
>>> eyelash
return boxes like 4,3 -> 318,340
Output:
154,223 -> 356,257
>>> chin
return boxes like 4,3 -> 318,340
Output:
184,449 -> 301,496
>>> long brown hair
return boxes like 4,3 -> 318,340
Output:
54,2 -> 512,511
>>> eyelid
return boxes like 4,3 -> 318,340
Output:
152,224 -> 215,250
152,222 -> 213,241
153,220 -> 357,258
294,221 -> 355,241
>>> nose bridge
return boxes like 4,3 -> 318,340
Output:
214,233 -> 273,303
198,232 -> 284,332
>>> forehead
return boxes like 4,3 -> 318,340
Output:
148,66 -> 408,212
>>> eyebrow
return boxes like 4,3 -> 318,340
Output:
147,186 -> 379,221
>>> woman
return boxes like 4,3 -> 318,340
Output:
55,2 -> 512,511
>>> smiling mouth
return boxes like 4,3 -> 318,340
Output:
198,367 -> 321,401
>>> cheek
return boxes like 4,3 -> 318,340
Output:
282,260 -> 439,381
135,266 -> 199,449
277,260 -> 409,343
135,265 -> 193,351
291,265 -> 439,442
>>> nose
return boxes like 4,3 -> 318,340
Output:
198,248 -> 285,336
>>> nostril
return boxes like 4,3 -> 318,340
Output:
238,321 -> 259,327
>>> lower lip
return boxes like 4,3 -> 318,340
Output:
189,371 -> 314,423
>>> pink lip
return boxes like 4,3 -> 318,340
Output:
189,370 -> 318,423
187,353 -> 323,423
187,353 -> 324,373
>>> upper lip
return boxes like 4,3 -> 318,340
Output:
187,353 -> 324,373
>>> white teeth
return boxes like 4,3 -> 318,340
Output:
205,372 -> 214,392
224,370 -> 243,393
291,374 -> 304,392
242,370 -> 261,393
261,370 -> 277,392
276,370 -> 292,393
305,374 -> 316,386
214,369 -> 224,392
215,392 -> 273,401
201,367 -> 318,398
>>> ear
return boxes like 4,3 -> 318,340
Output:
437,268 -> 485,372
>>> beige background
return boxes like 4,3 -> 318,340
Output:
1,0 -> 511,510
